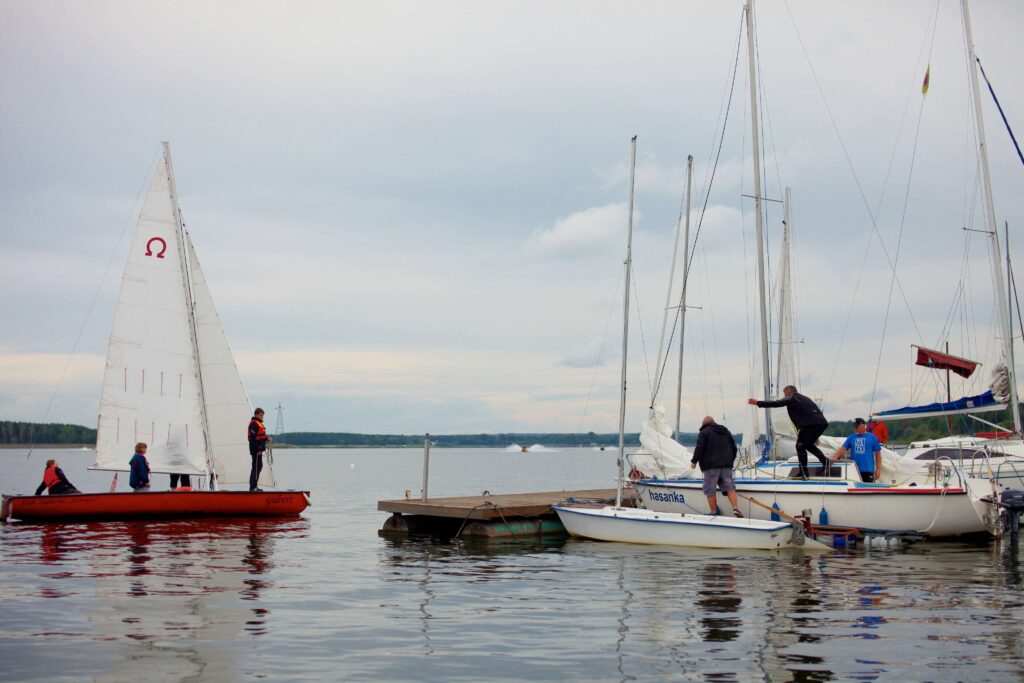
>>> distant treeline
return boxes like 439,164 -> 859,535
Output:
277,432 -> 654,448
0,421 -> 97,445
5,408 -> 1020,448
824,403 -> 1022,443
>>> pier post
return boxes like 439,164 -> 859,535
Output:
421,433 -> 431,501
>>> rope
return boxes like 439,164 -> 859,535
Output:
453,502 -> 495,540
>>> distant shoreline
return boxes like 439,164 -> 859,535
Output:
0,443 -> 640,450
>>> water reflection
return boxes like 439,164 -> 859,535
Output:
7,518 -> 306,680
697,563 -> 740,643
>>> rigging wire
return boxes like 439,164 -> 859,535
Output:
867,4 -> 941,416
782,1 -> 928,405
26,149 -> 161,461
649,12 -> 745,406
572,269 -> 625,445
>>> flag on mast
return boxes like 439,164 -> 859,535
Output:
922,65 -> 931,95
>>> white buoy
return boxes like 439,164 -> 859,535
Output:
350,463 -> 355,470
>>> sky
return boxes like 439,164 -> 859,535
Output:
2,0 -> 1024,435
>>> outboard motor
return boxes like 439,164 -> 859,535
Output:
999,489 -> 1024,541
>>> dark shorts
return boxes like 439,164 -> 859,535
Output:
702,468 -> 735,496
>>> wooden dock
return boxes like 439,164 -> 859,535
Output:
379,488 -> 634,539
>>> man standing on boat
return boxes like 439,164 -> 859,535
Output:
690,416 -> 743,518
832,418 -> 882,483
248,408 -> 271,492
748,385 -> 830,478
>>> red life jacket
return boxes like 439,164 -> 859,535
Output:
43,465 -> 61,490
248,417 -> 267,442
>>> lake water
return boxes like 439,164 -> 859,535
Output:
2,447 -> 1023,682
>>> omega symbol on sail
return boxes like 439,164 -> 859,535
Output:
145,237 -> 167,259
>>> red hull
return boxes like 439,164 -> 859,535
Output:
2,490 -> 310,522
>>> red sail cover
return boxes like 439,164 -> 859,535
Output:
914,346 -> 978,378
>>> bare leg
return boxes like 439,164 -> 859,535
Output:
705,496 -> 718,514
726,490 -> 739,509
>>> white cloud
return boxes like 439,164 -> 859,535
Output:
526,203 -> 635,258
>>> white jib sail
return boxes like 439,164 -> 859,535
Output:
94,158 -> 208,475
187,235 -> 275,487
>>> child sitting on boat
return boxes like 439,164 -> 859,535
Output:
34,459 -> 80,495
129,443 -> 151,492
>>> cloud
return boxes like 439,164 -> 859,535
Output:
526,203 -> 635,258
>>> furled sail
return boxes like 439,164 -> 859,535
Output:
873,390 -> 1001,421
187,235 -> 275,486
875,363 -> 1009,421
629,404 -> 696,480
93,158 -> 208,475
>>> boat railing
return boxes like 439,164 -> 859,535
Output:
993,457 -> 1024,486
928,455 -> 968,489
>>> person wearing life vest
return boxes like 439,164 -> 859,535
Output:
35,459 -> 80,495
129,442 -> 151,491
248,408 -> 271,492
867,418 -> 889,444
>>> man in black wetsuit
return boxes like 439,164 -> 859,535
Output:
748,385 -> 829,478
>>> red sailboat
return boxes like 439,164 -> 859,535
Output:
3,143 -> 309,522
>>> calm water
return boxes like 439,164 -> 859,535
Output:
2,447 -> 1024,682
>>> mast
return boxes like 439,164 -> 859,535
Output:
616,136 -> 638,509
745,0 -> 774,441
652,158 -> 688,409
676,155 -> 694,440
775,187 -> 793,392
163,141 -> 217,488
962,1 -> 1021,434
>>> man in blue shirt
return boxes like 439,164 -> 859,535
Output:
832,418 -> 882,483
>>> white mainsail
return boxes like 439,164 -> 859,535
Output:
94,158 -> 208,475
187,235 -> 274,487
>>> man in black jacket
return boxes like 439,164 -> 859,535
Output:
748,385 -> 829,478
690,416 -> 743,517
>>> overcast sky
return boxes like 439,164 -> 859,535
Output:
2,1 -> 1024,435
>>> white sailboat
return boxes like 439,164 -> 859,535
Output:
875,0 -> 1024,492
636,0 -> 996,538
553,137 -> 819,551
2,143 -> 309,522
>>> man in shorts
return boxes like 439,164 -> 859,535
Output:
690,416 -> 743,517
